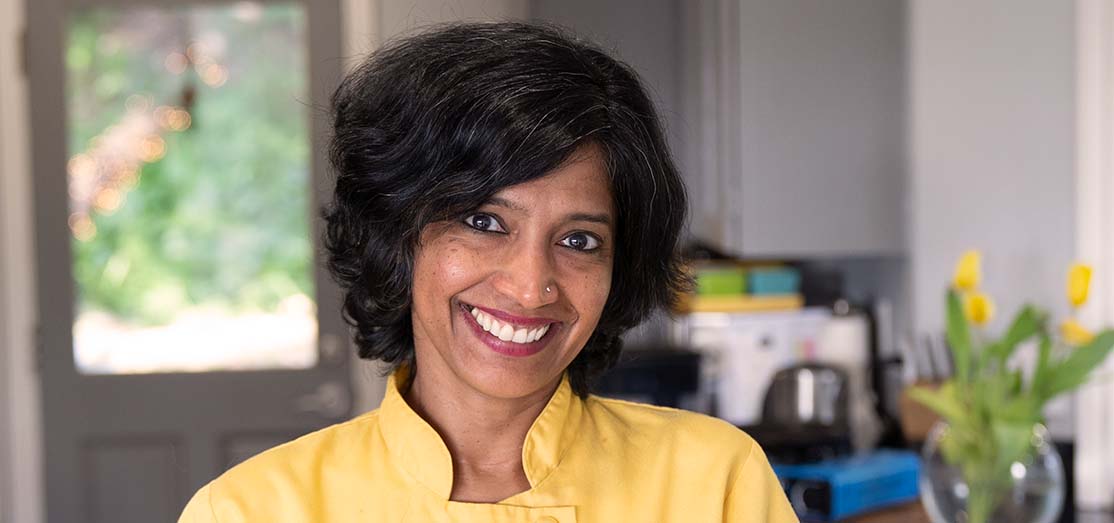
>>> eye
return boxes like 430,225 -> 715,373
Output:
559,232 -> 601,252
463,212 -> 506,233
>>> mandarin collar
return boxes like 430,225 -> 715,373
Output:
377,367 -> 584,500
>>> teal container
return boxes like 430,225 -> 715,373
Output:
747,266 -> 800,295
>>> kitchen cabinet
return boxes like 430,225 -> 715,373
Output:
679,0 -> 906,258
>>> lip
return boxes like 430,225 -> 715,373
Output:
459,303 -> 560,358
468,304 -> 558,327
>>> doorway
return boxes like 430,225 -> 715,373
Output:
25,1 -> 352,521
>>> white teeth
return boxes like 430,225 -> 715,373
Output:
525,324 -> 549,343
512,328 -> 528,343
468,307 -> 552,345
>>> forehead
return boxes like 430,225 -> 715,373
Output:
493,144 -> 614,219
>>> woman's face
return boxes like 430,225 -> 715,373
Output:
410,144 -> 615,400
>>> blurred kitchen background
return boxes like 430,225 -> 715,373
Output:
2,0 -> 1114,522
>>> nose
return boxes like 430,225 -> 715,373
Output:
491,238 -> 559,310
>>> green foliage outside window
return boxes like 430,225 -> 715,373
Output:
67,5 -> 313,326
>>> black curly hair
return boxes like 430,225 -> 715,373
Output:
323,22 -> 689,396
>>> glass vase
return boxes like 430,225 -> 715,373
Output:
920,421 -> 1065,523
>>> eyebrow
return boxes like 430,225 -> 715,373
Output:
488,196 -> 528,213
566,212 -> 613,226
487,196 -> 613,227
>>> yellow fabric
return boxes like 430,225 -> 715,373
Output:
179,370 -> 798,523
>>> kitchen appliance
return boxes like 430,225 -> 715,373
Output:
672,307 -> 831,425
817,310 -> 882,450
772,449 -> 921,522
672,306 -> 881,451
672,307 -> 854,423
754,363 -> 853,462
762,363 -> 849,431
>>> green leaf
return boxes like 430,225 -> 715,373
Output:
938,429 -> 966,464
987,305 -> 1045,364
939,426 -> 985,467
1031,332 -> 1053,394
947,290 -> 974,382
992,419 -> 1035,476
980,369 -> 1022,412
998,395 -> 1043,424
1040,329 -> 1114,400
908,382 -> 971,428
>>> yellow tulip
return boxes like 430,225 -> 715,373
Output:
1067,263 -> 1093,308
954,250 -> 982,292
1061,318 -> 1095,346
963,291 -> 995,326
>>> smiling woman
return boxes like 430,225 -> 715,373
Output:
410,145 -> 615,401
179,22 -> 797,523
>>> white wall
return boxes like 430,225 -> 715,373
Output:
0,0 -> 45,521
1075,0 -> 1114,507
909,0 -> 1077,435
380,0 -> 527,41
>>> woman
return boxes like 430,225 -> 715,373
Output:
180,22 -> 796,523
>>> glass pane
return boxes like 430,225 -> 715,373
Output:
66,2 -> 317,374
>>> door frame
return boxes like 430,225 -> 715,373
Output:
3,0 -> 380,521
29,0 -> 352,516
0,0 -> 45,522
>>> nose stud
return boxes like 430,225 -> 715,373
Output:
545,286 -> 552,293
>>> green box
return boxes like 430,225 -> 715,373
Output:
695,266 -> 747,296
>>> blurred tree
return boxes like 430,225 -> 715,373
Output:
68,5 -> 313,326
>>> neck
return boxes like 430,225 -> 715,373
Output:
403,363 -> 561,502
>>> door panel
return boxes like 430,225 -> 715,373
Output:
83,437 -> 184,523
27,0 -> 350,521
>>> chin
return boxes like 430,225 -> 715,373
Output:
458,339 -> 579,399
470,368 -> 560,400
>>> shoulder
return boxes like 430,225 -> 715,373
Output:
180,410 -> 398,522
209,410 -> 382,497
583,395 -> 758,463
578,395 -> 790,513
234,409 -> 379,470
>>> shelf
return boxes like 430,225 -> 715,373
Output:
674,294 -> 803,314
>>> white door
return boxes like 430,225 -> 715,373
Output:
26,0 -> 352,521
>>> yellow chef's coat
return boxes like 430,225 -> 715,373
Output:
179,370 -> 798,522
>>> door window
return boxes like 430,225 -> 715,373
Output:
66,2 -> 317,374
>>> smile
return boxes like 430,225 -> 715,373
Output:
459,303 -> 560,357
469,306 -> 551,344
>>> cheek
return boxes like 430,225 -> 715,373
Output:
567,263 -> 613,326
590,272 -> 613,316
412,239 -> 483,305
